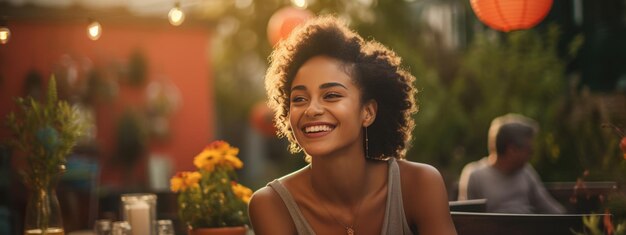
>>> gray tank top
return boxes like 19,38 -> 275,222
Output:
267,158 -> 414,235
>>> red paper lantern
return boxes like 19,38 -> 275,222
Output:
470,0 -> 553,32
250,102 -> 278,137
267,7 -> 314,46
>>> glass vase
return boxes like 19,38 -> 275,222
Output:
23,171 -> 64,235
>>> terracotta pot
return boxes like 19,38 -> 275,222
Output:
188,226 -> 247,235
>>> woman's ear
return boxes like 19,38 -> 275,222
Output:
362,99 -> 378,127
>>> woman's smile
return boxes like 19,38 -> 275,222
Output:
301,122 -> 336,138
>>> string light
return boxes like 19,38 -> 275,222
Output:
168,2 -> 185,26
291,0 -> 308,8
0,18 -> 9,44
0,26 -> 9,44
87,19 -> 102,40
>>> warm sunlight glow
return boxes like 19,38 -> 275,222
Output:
168,6 -> 185,26
291,0 -> 307,9
0,27 -> 10,44
87,21 -> 101,40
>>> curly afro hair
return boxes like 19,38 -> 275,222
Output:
265,16 -> 418,159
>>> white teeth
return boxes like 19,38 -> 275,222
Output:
304,125 -> 333,133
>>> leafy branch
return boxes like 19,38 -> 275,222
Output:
5,75 -> 85,188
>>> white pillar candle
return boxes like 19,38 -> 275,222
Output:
121,193 -> 156,235
127,200 -> 151,235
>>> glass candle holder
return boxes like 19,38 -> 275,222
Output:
111,221 -> 132,235
94,219 -> 112,235
157,220 -> 175,235
121,193 -> 157,235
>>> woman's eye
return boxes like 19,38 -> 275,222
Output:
324,93 -> 342,99
291,96 -> 306,103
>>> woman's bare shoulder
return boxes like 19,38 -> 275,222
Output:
275,165 -> 312,193
396,159 -> 446,205
249,185 -> 296,235
396,159 -> 447,201
396,159 -> 457,235
249,167 -> 310,235
396,159 -> 443,182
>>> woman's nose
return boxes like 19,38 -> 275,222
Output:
304,101 -> 324,117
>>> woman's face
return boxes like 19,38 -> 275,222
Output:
288,55 -> 372,158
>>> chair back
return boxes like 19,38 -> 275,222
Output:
449,199 -> 487,212
452,211 -> 610,235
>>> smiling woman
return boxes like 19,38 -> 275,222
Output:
248,16 -> 457,235
288,56 -> 370,159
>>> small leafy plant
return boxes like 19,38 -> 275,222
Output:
5,75 -> 84,189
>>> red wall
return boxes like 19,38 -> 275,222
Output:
0,19 -> 214,187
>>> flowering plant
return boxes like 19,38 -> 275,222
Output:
170,140 -> 252,229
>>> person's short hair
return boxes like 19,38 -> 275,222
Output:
495,123 -> 537,155
265,16 -> 418,159
488,113 -> 539,154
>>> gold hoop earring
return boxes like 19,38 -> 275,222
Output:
364,126 -> 369,159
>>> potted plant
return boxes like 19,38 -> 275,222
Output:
5,76 -> 85,235
170,140 -> 252,235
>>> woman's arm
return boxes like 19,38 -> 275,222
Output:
248,186 -> 297,235
399,161 -> 458,235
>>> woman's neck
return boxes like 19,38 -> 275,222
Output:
309,150 -> 369,206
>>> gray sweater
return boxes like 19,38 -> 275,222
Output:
464,158 -> 565,214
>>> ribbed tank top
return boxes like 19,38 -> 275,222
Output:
267,158 -> 414,235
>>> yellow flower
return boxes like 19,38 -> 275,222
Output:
210,140 -> 238,153
170,171 -> 202,192
170,175 -> 183,192
185,171 -> 202,188
224,155 -> 243,169
193,141 -> 243,171
231,182 -> 253,204
194,153 -> 211,172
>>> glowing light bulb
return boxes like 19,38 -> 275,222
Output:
0,27 -> 10,44
87,20 -> 101,40
291,0 -> 307,8
168,3 -> 185,26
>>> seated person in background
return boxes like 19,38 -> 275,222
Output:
458,113 -> 565,214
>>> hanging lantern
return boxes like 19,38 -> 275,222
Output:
249,102 -> 277,137
267,6 -> 314,46
470,0 -> 553,32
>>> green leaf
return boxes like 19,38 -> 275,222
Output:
47,75 -> 58,107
